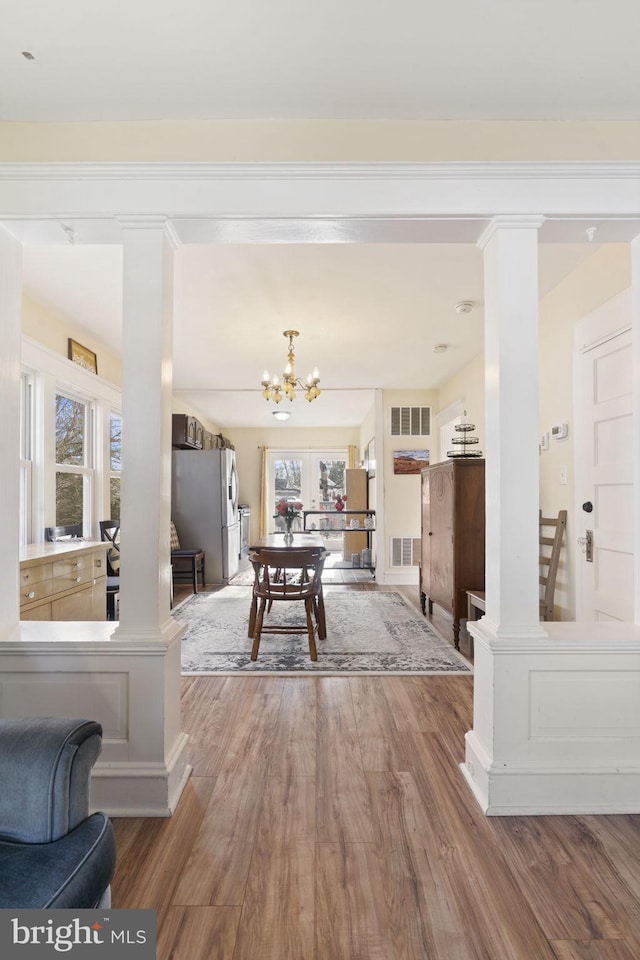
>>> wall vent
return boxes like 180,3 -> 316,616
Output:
390,406 -> 431,436
390,537 -> 421,566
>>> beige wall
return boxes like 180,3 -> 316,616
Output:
436,354 -> 485,460
170,397 -> 221,435
224,426 -> 360,544
22,293 -> 122,386
3,120 -> 640,162
382,389 -> 438,564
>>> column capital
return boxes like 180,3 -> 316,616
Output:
478,215 -> 546,250
116,216 -> 181,248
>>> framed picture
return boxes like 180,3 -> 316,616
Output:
393,449 -> 430,475
68,339 -> 97,374
365,438 -> 376,479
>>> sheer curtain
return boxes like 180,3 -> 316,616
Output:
259,446 -> 269,537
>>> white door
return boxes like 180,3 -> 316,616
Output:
574,291 -> 633,621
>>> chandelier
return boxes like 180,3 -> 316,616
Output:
261,330 -> 321,404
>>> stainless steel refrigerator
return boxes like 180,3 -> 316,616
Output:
171,448 -> 240,584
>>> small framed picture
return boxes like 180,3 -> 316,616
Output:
68,338 -> 97,374
393,449 -> 430,475
365,438 -> 376,479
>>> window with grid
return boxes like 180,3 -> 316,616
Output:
109,412 -> 122,520
55,391 -> 94,530
19,372 -> 34,545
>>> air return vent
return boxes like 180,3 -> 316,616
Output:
390,538 -> 421,566
390,406 -> 431,437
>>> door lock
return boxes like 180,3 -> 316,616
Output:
578,529 -> 593,562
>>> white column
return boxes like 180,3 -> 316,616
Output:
632,234 -> 640,624
479,216 -> 546,635
113,218 -> 178,641
462,216 -> 546,813
0,226 -> 22,640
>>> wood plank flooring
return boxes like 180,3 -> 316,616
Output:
111,586 -> 640,959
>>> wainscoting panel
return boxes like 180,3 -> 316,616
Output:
0,671 -> 129,741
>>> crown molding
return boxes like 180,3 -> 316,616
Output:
1,160 -> 640,182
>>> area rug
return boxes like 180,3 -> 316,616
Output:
174,587 -> 472,675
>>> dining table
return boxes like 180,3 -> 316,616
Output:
249,532 -> 325,552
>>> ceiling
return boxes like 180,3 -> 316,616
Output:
21,239 -> 600,428
2,1 -> 640,122
8,1 -> 638,428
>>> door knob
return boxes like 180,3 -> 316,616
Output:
582,501 -> 593,513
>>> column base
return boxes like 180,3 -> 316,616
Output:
463,619 -> 640,816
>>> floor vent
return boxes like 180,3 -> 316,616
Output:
391,537 -> 421,566
390,406 -> 431,437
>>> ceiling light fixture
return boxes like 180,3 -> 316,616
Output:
272,410 -> 291,421
454,300 -> 474,315
261,330 -> 321,404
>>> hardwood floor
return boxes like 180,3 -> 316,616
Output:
112,584 -> 640,959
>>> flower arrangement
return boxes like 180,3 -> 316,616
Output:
274,498 -> 303,528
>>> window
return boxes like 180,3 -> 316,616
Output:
19,372 -> 34,544
55,392 -> 93,530
109,412 -> 122,520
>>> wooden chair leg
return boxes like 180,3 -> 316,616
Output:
248,594 -> 257,638
251,600 -> 266,661
306,598 -> 318,661
315,589 -> 327,640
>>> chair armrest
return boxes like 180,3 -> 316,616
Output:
0,718 -> 103,844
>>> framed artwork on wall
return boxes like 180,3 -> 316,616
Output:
68,339 -> 98,374
365,438 -> 376,478
393,449 -> 430,475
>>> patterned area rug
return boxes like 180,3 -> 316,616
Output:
174,587 -> 472,675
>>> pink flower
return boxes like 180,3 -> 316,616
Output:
273,498 -> 303,522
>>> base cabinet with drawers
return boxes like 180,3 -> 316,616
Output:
420,459 -> 485,648
20,542 -> 109,621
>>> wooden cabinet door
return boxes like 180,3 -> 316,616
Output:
420,468 -> 431,598
343,468 -> 368,559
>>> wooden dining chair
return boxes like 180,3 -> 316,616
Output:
248,547 -> 328,661
99,520 -> 121,621
170,521 -> 205,594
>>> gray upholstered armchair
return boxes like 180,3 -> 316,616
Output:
0,717 -> 116,909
